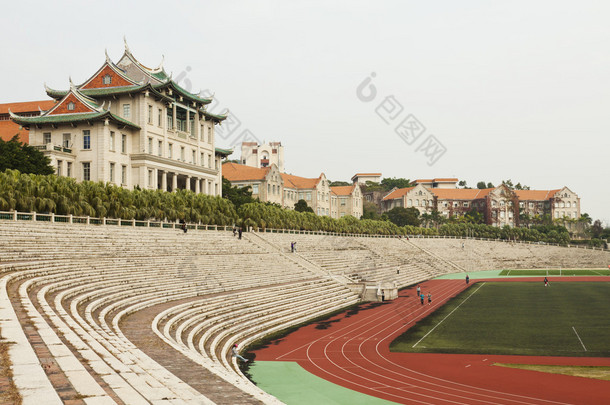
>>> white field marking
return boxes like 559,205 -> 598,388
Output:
591,270 -> 603,276
465,365 -> 471,368
572,327 -> 587,352
412,282 -> 486,348
506,269 -> 511,276
372,295 -> 574,405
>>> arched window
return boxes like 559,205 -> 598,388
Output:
415,199 -> 419,206
102,74 -> 112,85
67,101 -> 75,111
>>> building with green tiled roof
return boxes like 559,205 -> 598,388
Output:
10,41 -> 233,196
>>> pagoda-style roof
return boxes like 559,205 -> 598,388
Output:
45,40 -> 216,109
10,86 -> 140,130
214,147 -> 233,157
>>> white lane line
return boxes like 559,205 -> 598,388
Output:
572,327 -> 587,352
413,282 -> 486,348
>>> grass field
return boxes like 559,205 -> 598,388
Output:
390,282 -> 610,357
499,269 -> 610,276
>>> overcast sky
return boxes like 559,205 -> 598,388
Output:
2,1 -> 609,224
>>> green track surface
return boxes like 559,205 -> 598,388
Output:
249,361 -> 396,404
391,282 -> 610,357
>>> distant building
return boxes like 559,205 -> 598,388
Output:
0,100 -> 55,143
223,162 -> 362,219
414,178 -> 458,189
10,42 -> 229,196
351,173 -> 382,184
382,183 -> 581,228
241,141 -> 284,172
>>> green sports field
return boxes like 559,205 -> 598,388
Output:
391,282 -> 610,357
499,269 -> 610,276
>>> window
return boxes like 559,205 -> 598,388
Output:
56,160 -> 62,176
340,198 -> 346,206
463,202 -> 468,207
158,108 -> 162,126
43,132 -> 51,144
148,137 -> 153,154
306,192 -> 312,201
121,165 -> 127,185
123,104 -> 131,118
67,101 -> 75,111
120,134 -> 127,153
82,162 -> 91,181
102,74 -> 112,85
83,130 -> 91,150
63,133 -> 71,148
215,158 -> 219,170
200,152 -> 204,166
148,105 -> 153,124
207,126 -> 212,143
110,131 -> 115,151
567,201 -> 571,208
180,146 -> 185,161
67,162 -> 72,177
267,184 -> 270,194
158,140 -> 163,157
148,170 -> 153,187
168,143 -> 173,159
109,163 -> 115,182
252,184 -> 259,194
192,150 -> 196,164
208,155 -> 212,168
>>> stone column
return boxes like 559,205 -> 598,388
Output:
162,171 -> 167,191
195,178 -> 200,194
172,173 -> 178,191
185,176 -> 191,191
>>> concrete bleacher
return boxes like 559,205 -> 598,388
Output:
1,221 -> 608,404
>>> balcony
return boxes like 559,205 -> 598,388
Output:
32,143 -> 72,154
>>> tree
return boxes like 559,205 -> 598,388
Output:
476,181 -> 487,189
487,182 -> 494,189
380,177 -> 414,191
591,219 -> 604,239
294,199 -> 314,213
386,207 -> 420,227
361,201 -> 380,220
0,135 -> 53,175
458,180 -> 468,188
329,181 -> 351,186
221,177 -> 254,210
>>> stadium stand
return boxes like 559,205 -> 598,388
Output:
1,220 -> 608,403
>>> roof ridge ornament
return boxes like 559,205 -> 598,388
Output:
105,48 -> 112,64
123,36 -> 131,54
155,55 -> 165,71
69,76 -> 76,91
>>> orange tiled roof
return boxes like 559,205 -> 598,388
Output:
514,189 -> 560,201
0,121 -> 29,142
383,187 -> 415,201
0,100 -> 56,115
331,185 -> 355,196
222,162 -> 271,182
431,188 -> 492,200
281,173 -> 321,189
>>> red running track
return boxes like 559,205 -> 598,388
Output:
252,278 -> 610,405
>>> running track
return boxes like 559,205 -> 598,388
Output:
252,278 -> 610,405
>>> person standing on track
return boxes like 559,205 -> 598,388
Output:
427,292 -> 432,305
416,285 -> 421,298
544,277 -> 549,287
466,274 -> 470,285
420,293 -> 425,305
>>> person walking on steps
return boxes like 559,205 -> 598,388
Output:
238,227 -> 243,240
232,344 -> 248,362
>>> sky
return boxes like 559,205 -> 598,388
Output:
2,1 -> 609,224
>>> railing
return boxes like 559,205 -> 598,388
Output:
0,210 -> 607,251
0,210 -> 232,232
253,227 -> 609,251
31,143 -> 72,153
